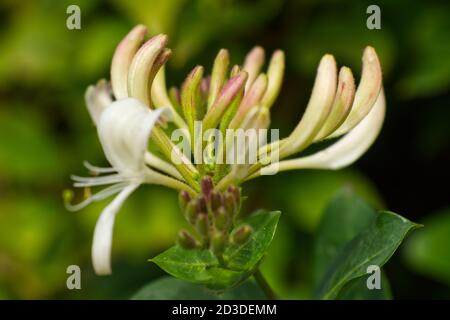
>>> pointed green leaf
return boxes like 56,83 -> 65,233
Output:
316,211 -> 421,299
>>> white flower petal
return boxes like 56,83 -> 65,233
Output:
97,98 -> 170,176
85,80 -> 113,125
255,89 -> 385,175
92,183 -> 139,275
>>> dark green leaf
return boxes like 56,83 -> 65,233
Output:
314,188 -> 377,287
131,276 -> 266,300
336,271 -> 392,300
316,211 -> 420,299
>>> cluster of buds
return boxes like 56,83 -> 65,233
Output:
177,176 -> 251,260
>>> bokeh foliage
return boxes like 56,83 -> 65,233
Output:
0,0 -> 448,299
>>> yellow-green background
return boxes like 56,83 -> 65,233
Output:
0,0 -> 449,299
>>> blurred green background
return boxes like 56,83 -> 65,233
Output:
0,0 -> 449,299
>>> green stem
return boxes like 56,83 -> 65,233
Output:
254,268 -> 277,300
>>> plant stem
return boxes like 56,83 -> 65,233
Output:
254,268 -> 277,300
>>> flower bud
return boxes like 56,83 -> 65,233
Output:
128,34 -> 168,107
111,25 -> 147,99
181,66 -> 204,135
227,185 -> 241,205
211,231 -> 226,256
200,175 -> 214,197
203,71 -> 248,130
197,195 -> 208,213
280,54 -> 337,158
208,49 -> 230,109
177,229 -> 198,249
231,225 -> 252,244
196,213 -> 210,237
185,200 -> 198,224
213,206 -> 228,231
229,74 -> 268,129
243,46 -> 265,91
178,190 -> 191,212
315,66 -> 355,141
209,191 -> 223,213
261,50 -> 285,109
330,46 -> 382,138
230,65 -> 241,77
223,191 -> 236,216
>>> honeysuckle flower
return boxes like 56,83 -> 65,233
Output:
68,24 -> 385,274
67,98 -> 195,275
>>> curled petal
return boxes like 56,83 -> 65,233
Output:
280,54 -> 337,158
330,46 -> 382,137
127,35 -> 168,107
255,89 -> 385,176
85,80 -> 113,125
97,98 -> 170,175
92,183 -> 139,275
111,25 -> 147,99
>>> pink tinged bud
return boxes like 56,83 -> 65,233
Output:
243,46 -> 265,91
181,65 -> 204,135
127,34 -> 168,107
261,50 -> 285,109
111,25 -> 147,100
200,175 -> 214,197
203,71 -> 248,130
229,73 -> 268,129
178,190 -> 191,211
231,224 -> 252,244
280,54 -> 337,158
177,229 -> 198,249
197,195 -> 208,213
210,191 -> 223,213
330,46 -> 382,138
208,49 -> 230,109
315,67 -> 355,141
227,185 -> 240,204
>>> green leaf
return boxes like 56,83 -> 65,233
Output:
314,189 -> 393,299
151,210 -> 281,289
403,208 -> 450,286
224,210 -> 281,270
131,276 -> 266,300
314,188 -> 377,287
336,271 -> 392,300
316,211 -> 421,299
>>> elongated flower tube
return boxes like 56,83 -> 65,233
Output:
67,98 -> 195,275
